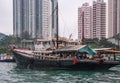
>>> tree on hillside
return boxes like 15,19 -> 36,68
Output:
84,38 -> 118,49
113,33 -> 120,39
0,35 -> 21,46
21,31 -> 30,39
84,38 -> 99,45
112,33 -> 120,49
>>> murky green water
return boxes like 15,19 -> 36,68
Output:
0,63 -> 120,83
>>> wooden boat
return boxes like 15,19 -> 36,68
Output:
11,4 -> 120,70
12,40 -> 120,70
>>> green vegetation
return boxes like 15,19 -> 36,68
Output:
0,33 -> 120,54
0,35 -> 21,46
84,38 -> 119,49
0,33 -> 34,54
0,35 -> 21,54
0,46 -> 7,53
0,33 -> 6,40
21,31 -> 30,39
113,33 -> 120,39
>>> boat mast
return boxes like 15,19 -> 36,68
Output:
56,2 -> 59,48
81,11 -> 84,45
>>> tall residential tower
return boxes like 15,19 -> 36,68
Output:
108,0 -> 120,38
51,0 -> 58,39
13,0 -> 58,40
78,3 -> 93,41
93,0 -> 106,39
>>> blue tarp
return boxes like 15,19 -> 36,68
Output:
78,45 -> 96,55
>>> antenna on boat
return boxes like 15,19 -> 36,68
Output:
51,1 -> 59,49
69,34 -> 72,40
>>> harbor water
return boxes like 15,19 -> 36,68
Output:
1,63 -> 120,83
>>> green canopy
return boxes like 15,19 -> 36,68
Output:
78,45 -> 96,55
117,56 -> 120,60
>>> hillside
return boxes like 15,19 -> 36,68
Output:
0,33 -> 6,40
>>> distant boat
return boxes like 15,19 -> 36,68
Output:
0,54 -> 15,62
0,59 -> 15,62
11,39 -> 120,70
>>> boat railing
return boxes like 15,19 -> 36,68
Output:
14,49 -> 34,58
33,54 -> 74,60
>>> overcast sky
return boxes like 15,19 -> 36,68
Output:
0,0 -> 107,39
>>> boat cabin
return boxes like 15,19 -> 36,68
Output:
20,38 -> 80,51
34,39 -> 54,51
94,48 -> 120,61
32,45 -> 96,60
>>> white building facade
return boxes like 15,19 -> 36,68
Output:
13,0 -> 58,40
78,3 -> 93,41
93,0 -> 106,39
108,0 -> 120,38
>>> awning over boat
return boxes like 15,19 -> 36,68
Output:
94,48 -> 120,54
54,45 -> 96,55
78,45 -> 97,55
105,50 -> 120,53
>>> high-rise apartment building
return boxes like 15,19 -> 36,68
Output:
93,0 -> 106,39
78,3 -> 93,41
13,0 -> 58,40
108,0 -> 120,38
51,0 -> 58,39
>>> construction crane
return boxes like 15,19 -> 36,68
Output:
69,34 -> 72,40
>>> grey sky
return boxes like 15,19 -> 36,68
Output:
0,0 -> 13,35
0,0 -> 107,39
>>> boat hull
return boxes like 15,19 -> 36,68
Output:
13,51 -> 120,70
0,59 -> 15,62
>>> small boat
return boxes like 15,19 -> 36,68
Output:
0,55 -> 15,62
11,39 -> 120,70
0,59 -> 15,62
